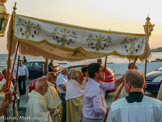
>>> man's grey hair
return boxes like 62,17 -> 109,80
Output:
125,69 -> 145,88
35,79 -> 47,89
60,67 -> 67,72
71,70 -> 81,80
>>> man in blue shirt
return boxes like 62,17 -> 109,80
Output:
18,60 -> 29,96
56,67 -> 68,122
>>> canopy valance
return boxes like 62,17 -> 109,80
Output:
8,14 -> 150,61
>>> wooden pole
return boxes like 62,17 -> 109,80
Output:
113,57 -> 138,101
104,56 -> 107,69
4,3 -> 17,122
8,41 -> 20,87
144,58 -> 147,93
11,41 -> 20,75
13,50 -> 20,110
103,56 -> 107,81
5,2 -> 17,91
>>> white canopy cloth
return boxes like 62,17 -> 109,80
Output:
8,14 -> 150,61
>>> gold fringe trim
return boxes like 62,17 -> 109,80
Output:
13,35 -> 148,60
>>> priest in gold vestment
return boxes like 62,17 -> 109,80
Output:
65,70 -> 84,122
44,72 -> 62,122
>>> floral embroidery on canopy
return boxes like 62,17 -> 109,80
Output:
86,34 -> 112,51
16,18 -> 41,39
120,38 -> 144,54
51,28 -> 77,46
10,14 -> 150,61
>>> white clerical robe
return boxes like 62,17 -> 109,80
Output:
107,96 -> 162,122
157,84 -> 162,101
44,81 -> 62,122
65,79 -> 84,101
0,92 -> 5,122
25,90 -> 52,122
65,79 -> 84,122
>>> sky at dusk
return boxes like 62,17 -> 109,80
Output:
0,0 -> 162,54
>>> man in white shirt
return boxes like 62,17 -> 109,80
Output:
44,72 -> 62,122
66,69 -> 84,122
26,79 -> 54,122
82,63 -> 124,122
56,67 -> 68,122
107,69 -> 162,122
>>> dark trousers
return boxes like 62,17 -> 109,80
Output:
18,75 -> 26,96
60,93 -> 66,122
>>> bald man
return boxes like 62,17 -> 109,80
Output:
107,69 -> 162,122
26,79 -> 53,122
44,72 -> 62,122
66,70 -> 84,122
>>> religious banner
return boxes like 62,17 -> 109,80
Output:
8,14 -> 150,61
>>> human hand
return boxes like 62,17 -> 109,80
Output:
57,88 -> 61,96
102,67 -> 106,73
12,90 -> 17,96
6,89 -> 12,96
14,81 -> 18,87
48,107 -> 55,114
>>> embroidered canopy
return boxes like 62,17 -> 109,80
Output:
8,14 -> 151,61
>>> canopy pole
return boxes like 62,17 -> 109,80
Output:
104,56 -> 107,69
144,58 -> 147,93
104,56 -> 107,75
5,2 -> 17,90
11,41 -> 20,74
113,57 -> 138,101
143,16 -> 155,94
4,3 -> 17,122
13,49 -> 20,110
10,41 -> 20,86
103,56 -> 108,80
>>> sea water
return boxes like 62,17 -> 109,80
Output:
0,52 -> 162,74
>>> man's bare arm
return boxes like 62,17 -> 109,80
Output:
115,75 -> 125,88
59,84 -> 66,91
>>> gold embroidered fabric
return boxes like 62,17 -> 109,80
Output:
7,14 -> 151,61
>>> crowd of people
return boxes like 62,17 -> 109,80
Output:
0,58 -> 162,122
0,58 -> 29,122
